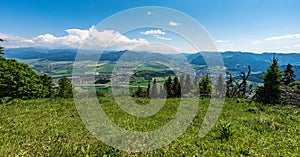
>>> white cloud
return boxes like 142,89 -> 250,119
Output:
0,33 -> 36,48
83,28 -> 148,50
147,11 -> 151,15
0,26 -> 149,50
132,43 -> 179,54
253,40 -> 263,44
141,29 -> 165,35
154,35 -> 172,41
244,33 -> 300,53
265,33 -> 300,41
169,21 -> 179,27
292,45 -> 300,48
216,40 -> 229,43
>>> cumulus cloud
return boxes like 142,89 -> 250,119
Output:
141,29 -> 166,35
169,21 -> 179,27
0,26 -> 149,50
0,33 -> 35,48
82,28 -> 148,50
265,33 -> 300,41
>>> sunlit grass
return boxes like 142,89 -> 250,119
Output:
0,98 -> 299,156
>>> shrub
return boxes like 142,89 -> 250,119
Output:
219,122 -> 235,142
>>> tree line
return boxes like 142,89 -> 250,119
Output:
133,56 -> 299,106
133,74 -> 212,98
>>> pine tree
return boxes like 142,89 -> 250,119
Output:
165,76 -> 173,98
215,74 -> 226,97
180,74 -> 185,90
256,57 -> 282,104
282,63 -> 296,85
184,74 -> 192,94
133,85 -> 147,97
57,76 -> 73,98
159,85 -> 165,98
172,76 -> 181,98
193,77 -> 200,96
150,78 -> 158,98
199,75 -> 212,97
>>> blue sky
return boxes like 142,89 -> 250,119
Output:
1,0 -> 300,53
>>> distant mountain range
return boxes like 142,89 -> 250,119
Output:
4,47 -> 300,80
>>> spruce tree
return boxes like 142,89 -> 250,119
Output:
150,78 -> 158,98
159,85 -> 165,98
199,75 -> 212,97
180,74 -> 185,93
57,76 -> 73,98
282,63 -> 296,85
165,76 -> 173,98
172,76 -> 181,98
133,85 -> 146,97
184,74 -> 192,94
215,74 -> 226,97
256,57 -> 282,104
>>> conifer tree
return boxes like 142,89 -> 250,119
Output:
150,78 -> 158,98
215,74 -> 226,97
199,75 -> 212,97
172,76 -> 181,98
57,76 -> 73,98
282,63 -> 296,85
256,57 -> 281,104
133,85 -> 147,97
165,76 -> 173,98
159,85 -> 165,98
180,74 -> 185,91
184,74 -> 192,94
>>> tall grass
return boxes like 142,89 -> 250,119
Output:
0,98 -> 299,156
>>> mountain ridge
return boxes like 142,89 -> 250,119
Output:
4,48 -> 300,80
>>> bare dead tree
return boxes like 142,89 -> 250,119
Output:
226,66 -> 251,98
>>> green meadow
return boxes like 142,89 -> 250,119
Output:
1,97 -> 299,156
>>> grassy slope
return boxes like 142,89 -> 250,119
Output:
0,98 -> 299,156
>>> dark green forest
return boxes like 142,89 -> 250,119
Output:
0,40 -> 72,103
